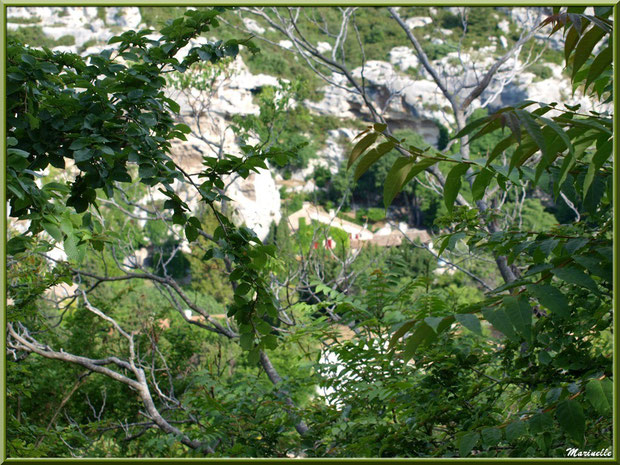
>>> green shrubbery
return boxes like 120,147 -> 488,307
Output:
8,26 -> 74,48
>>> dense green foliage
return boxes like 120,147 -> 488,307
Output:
6,6 -> 613,459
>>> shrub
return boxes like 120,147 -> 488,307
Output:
529,63 -> 553,81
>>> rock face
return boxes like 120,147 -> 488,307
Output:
226,170 -> 281,239
165,55 -> 282,239
8,6 -> 610,241
7,7 -> 140,48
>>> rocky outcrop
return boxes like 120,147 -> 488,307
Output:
164,55 -> 283,239
7,7 -> 140,49
8,6 -> 610,242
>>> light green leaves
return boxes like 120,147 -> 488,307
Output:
42,222 -> 63,242
585,378 -> 612,415
64,235 -> 86,263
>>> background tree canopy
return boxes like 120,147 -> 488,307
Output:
6,6 -> 613,459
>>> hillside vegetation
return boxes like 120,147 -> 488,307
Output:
6,6 -> 613,459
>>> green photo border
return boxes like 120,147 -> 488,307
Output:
1,1 -> 617,463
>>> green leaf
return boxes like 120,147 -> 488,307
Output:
354,141 -> 394,181
458,432 -> 479,457
503,296 -> 531,344
8,147 -> 29,158
402,157 -> 441,186
585,378 -> 612,415
262,334 -> 278,350
515,109 -> 547,162
538,350 -> 552,365
487,135 -> 516,167
572,25 -> 606,79
573,255 -> 611,281
505,420 -> 525,442
583,138 -> 612,198
239,333 -> 254,350
444,163 -> 469,213
73,148 -> 93,162
402,321 -> 436,362
482,307 -> 518,342
526,284 -> 570,319
481,427 -> 501,448
453,115 -> 489,139
175,123 -> 192,134
7,236 -> 30,255
528,412 -> 553,434
537,116 -> 573,159
64,235 -> 85,263
383,156 -> 415,209
388,320 -> 416,350
424,316 -> 444,333
348,132 -> 378,169
236,282 -> 252,297
185,224 -> 198,242
556,400 -> 585,445
172,212 -> 186,225
471,168 -> 494,201
187,216 -> 201,229
21,53 -> 36,65
455,313 -> 482,336
60,217 -> 74,235
585,45 -> 612,91
42,222 -> 63,242
552,266 -> 599,293
70,138 -> 90,150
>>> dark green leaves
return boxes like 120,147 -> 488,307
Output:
481,427 -> 501,448
348,132 -> 378,169
383,157 -> 415,209
354,141 -> 395,181
402,321 -> 436,362
185,223 -> 199,242
552,266 -> 599,293
526,284 -> 570,319
458,432 -> 479,457
444,164 -> 469,213
455,313 -> 482,336
514,109 -> 548,164
471,168 -> 494,201
556,400 -> 585,445
482,307 -> 518,342
571,25 -> 607,79
503,296 -> 532,344
505,421 -> 525,442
